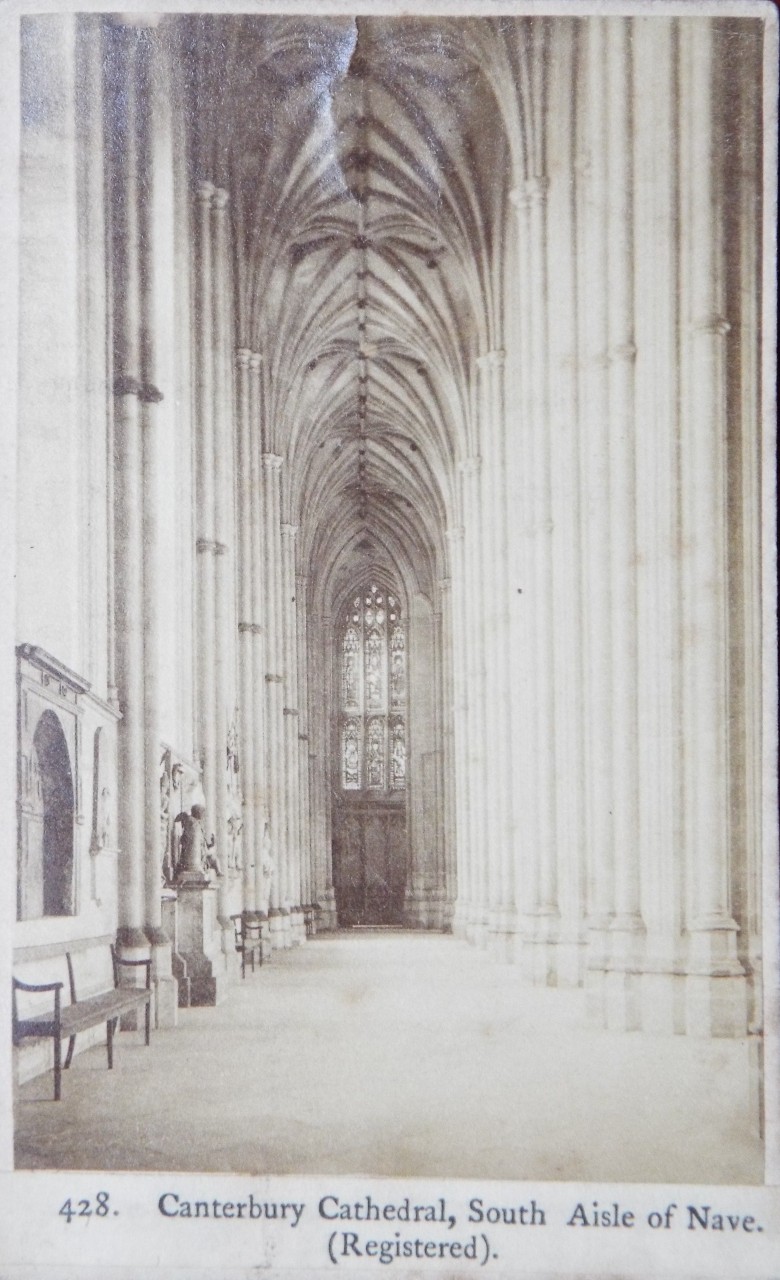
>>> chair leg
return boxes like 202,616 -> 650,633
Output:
107,1017 -> 114,1069
145,997 -> 151,1046
64,1036 -> 76,1070
54,1035 -> 61,1102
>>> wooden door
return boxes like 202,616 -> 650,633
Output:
333,800 -> 407,926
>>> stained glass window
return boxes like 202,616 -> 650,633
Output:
390,717 -> 406,789
342,719 -> 361,789
339,583 -> 406,791
342,627 -> 360,709
366,718 -> 384,788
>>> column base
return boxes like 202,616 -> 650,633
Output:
290,908 -> 305,945
602,916 -> 646,1030
115,929 -> 151,1030
520,910 -> 560,987
269,907 -> 291,949
637,968 -> 687,1035
403,884 -> 446,929
685,973 -> 748,1037
468,906 -> 490,949
175,883 -> 228,1006
451,900 -> 470,939
552,927 -> 588,988
317,886 -> 338,932
486,907 -> 520,963
145,929 -> 178,1029
685,920 -> 747,1037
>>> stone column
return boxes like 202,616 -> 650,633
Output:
576,20 -> 615,1018
511,176 -> 560,985
632,16 -> 683,1031
194,180 -> 218,835
429,577 -> 449,930
446,528 -> 470,937
679,18 -> 744,1035
236,348 -> 256,914
248,354 -> 269,927
603,18 -> 645,1029
185,180 -> 228,1002
459,459 -> 488,945
281,523 -> 303,942
545,19 -> 588,990
297,571 -> 313,924
109,19 -> 149,961
138,27 -> 176,1024
211,187 -> 237,959
262,454 -> 289,947
308,604 -> 337,927
478,349 -> 518,961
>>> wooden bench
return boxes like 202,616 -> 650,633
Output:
230,913 -> 264,977
13,945 -> 152,1101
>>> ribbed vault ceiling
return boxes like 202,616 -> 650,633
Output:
186,15 -> 535,604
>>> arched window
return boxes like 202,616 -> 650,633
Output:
339,583 -> 406,792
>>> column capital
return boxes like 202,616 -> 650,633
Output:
235,348 -> 253,369
249,352 -> 263,371
609,341 -> 637,364
262,453 -> 283,471
476,348 -> 506,370
509,175 -> 549,212
212,187 -> 230,211
691,314 -> 731,337
281,523 -> 298,541
458,456 -> 482,476
196,180 -> 215,206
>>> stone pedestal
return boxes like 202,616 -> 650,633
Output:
162,893 -> 191,1008
175,881 -> 228,1005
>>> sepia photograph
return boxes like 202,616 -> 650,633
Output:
1,0 -> 777,1274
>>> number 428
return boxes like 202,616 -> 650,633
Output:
59,1192 -> 112,1222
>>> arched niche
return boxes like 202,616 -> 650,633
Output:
19,710 -> 75,918
17,644 -> 88,922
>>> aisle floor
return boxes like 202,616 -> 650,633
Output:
14,931 -> 763,1182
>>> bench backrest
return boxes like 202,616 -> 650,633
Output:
68,946 -> 116,1000
13,944 -> 117,1024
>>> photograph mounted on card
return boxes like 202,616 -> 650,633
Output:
1,0 -> 777,1274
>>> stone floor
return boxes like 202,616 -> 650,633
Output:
14,930 -> 763,1182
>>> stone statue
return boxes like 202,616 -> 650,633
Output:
174,804 -> 222,883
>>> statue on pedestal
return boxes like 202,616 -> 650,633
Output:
173,804 -> 223,883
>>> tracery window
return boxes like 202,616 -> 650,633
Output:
339,583 -> 406,791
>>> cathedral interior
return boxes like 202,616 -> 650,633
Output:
8,11 -> 773,1179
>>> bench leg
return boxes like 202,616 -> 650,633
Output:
53,1035 -> 62,1102
250,948 -> 255,974
107,1017 -> 114,1070
145,996 -> 151,1046
64,1035 -> 76,1070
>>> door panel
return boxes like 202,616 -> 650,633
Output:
333,802 -> 406,926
